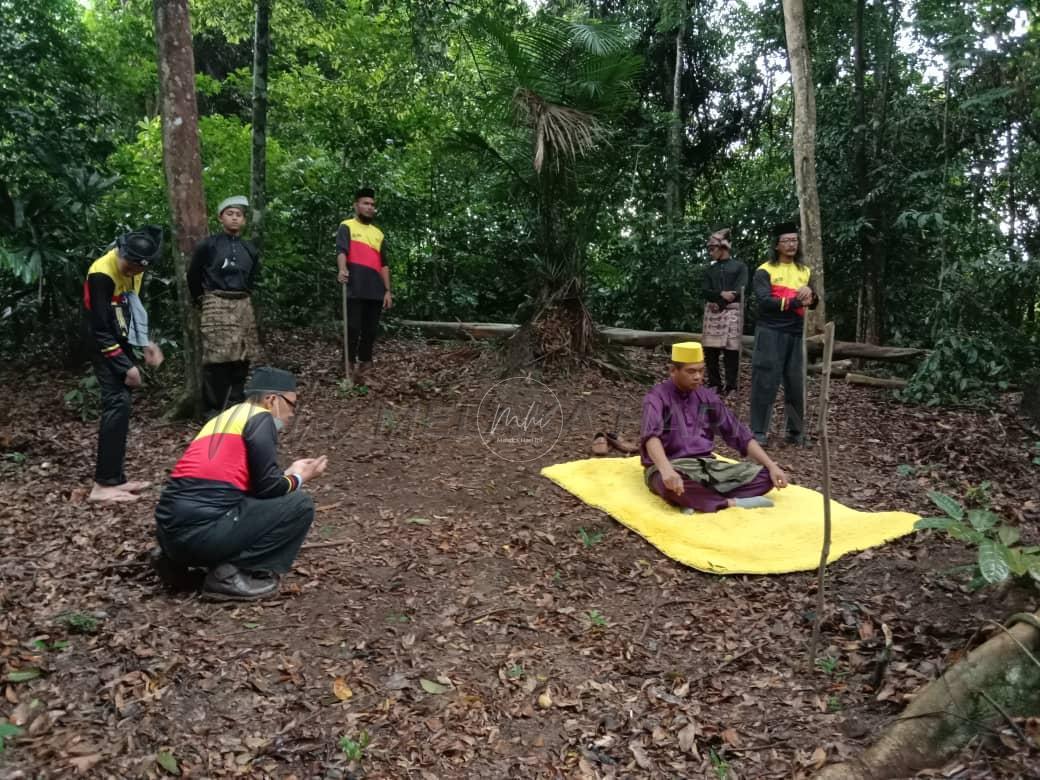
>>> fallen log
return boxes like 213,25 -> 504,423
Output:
807,335 -> 928,363
396,320 -> 929,363
845,373 -> 908,389
397,320 -> 520,340
809,359 -> 852,377
815,611 -> 1040,779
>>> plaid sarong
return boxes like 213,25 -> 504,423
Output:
200,292 -> 260,365
644,457 -> 763,493
702,302 -> 743,351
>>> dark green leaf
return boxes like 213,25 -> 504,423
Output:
156,751 -> 179,775
978,540 -> 1010,584
926,491 -> 964,521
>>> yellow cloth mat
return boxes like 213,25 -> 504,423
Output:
540,456 -> 919,575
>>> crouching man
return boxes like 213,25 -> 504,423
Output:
642,342 -> 788,513
154,367 -> 327,600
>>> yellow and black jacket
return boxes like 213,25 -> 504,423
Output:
83,249 -> 141,375
155,403 -> 302,530
752,260 -> 819,334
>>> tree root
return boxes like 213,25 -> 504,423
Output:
815,609 -> 1040,779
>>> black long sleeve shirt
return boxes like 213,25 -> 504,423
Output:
702,257 -> 748,306
188,233 -> 260,301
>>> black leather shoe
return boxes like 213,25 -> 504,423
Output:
203,563 -> 279,601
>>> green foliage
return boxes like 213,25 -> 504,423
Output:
709,747 -> 731,779
898,332 -> 1012,407
31,639 -> 69,652
156,750 -> 179,775
338,730 -> 370,762
64,371 -> 101,421
814,656 -> 839,675
585,609 -> 608,628
578,527 -> 603,547
1,0 -> 1037,393
915,491 -> 1040,589
57,611 -> 100,635
5,669 -> 41,683
0,722 -> 22,755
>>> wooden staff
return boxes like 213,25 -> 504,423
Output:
341,282 -> 352,387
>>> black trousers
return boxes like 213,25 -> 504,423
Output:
203,361 -> 249,414
704,347 -> 740,390
346,298 -> 382,364
92,354 -> 132,486
749,326 -> 805,444
156,490 -> 315,574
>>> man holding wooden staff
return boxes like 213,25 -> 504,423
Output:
336,187 -> 392,386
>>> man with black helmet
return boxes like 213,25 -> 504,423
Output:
83,225 -> 165,503
154,366 -> 327,601
749,222 -> 820,447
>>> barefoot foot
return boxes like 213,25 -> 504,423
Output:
88,484 -> 141,503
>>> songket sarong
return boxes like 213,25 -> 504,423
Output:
702,302 -> 743,351
200,292 -> 260,365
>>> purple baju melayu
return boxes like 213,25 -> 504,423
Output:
640,381 -> 773,512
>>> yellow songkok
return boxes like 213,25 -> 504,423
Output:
671,341 -> 704,364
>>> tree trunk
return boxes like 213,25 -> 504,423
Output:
816,611 -> 1040,779
781,0 -> 826,332
250,0 -> 271,251
665,2 -> 686,226
154,0 -> 207,417
853,0 -> 882,344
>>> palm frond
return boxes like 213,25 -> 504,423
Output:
514,88 -> 607,173
561,20 -> 633,57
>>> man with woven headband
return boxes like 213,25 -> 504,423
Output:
701,228 -> 747,395
83,225 -> 165,503
189,195 -> 262,416
640,342 -> 788,513
154,367 -> 327,601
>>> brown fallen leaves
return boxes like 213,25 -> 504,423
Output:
0,336 -> 1037,777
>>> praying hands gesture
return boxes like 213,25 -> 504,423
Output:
287,456 -> 328,483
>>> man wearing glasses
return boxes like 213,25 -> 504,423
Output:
153,367 -> 328,601
749,222 -> 820,447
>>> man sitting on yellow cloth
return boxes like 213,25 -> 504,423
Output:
643,342 -> 788,513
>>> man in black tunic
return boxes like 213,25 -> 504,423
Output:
189,195 -> 261,415
701,228 -> 747,395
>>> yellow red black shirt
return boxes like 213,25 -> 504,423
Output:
83,249 -> 141,375
155,403 -> 301,528
336,218 -> 387,300
752,260 -> 819,334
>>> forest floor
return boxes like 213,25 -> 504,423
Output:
1,331 -> 1039,779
